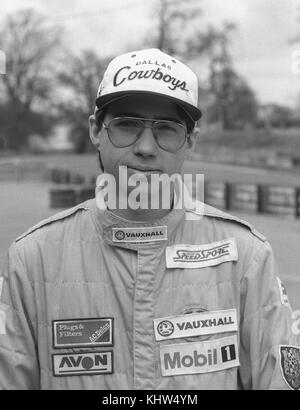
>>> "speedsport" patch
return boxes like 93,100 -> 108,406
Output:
166,238 -> 238,269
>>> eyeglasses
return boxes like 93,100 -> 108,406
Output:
101,116 -> 188,153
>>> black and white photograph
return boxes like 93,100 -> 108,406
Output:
0,0 -> 299,392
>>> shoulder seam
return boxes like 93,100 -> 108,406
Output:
15,203 -> 89,242
187,203 -> 267,242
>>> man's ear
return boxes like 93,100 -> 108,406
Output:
89,114 -> 101,149
186,126 -> 200,151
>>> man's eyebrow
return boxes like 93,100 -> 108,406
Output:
112,112 -> 183,123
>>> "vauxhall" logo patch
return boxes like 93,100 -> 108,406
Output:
112,226 -> 167,243
154,309 -> 238,341
165,238 -> 238,269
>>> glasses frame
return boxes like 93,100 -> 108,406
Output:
101,116 -> 189,153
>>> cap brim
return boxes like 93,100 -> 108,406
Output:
95,90 -> 202,121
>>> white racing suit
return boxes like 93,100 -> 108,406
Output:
0,197 -> 299,390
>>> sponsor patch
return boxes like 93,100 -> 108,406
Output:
166,238 -> 238,269
292,310 -> 300,336
0,310 -> 6,335
160,335 -> 239,377
154,309 -> 238,341
0,278 -> 6,335
181,306 -> 207,315
53,318 -> 113,348
280,345 -> 300,390
0,278 -> 3,300
52,351 -> 113,377
112,226 -> 167,243
276,277 -> 290,307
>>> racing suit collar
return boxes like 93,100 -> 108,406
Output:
89,198 -> 185,250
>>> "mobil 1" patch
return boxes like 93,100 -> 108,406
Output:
160,335 -> 239,377
166,238 -> 238,269
154,309 -> 238,341
52,351 -> 113,377
52,318 -> 113,348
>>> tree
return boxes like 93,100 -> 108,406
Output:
258,104 -> 294,129
56,50 -> 110,153
207,68 -> 257,129
147,0 -> 203,56
290,4 -> 300,43
0,9 -> 62,151
146,4 -> 251,129
186,22 -> 240,129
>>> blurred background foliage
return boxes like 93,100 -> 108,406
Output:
0,0 -> 299,155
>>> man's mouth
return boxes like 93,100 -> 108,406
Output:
125,166 -> 161,174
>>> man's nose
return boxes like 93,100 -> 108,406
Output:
132,126 -> 158,156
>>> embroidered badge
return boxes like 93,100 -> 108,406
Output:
0,278 -> 3,300
280,345 -> 300,390
160,335 -> 239,377
0,278 -> 6,335
181,306 -> 207,315
53,318 -> 113,348
166,238 -> 238,269
112,226 -> 167,243
0,310 -> 5,335
276,277 -> 290,307
52,351 -> 113,377
154,309 -> 238,341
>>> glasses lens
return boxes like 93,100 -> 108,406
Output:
154,121 -> 186,152
108,118 -> 142,147
107,117 -> 187,151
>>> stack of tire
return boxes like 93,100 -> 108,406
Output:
49,167 -> 96,209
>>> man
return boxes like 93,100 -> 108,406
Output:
0,48 -> 299,390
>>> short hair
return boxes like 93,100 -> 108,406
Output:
95,109 -> 106,129
94,109 -> 106,171
94,105 -> 195,134
177,106 -> 195,135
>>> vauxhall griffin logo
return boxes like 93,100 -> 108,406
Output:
115,230 -> 125,241
157,320 -> 174,337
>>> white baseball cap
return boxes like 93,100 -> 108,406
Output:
95,48 -> 202,121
